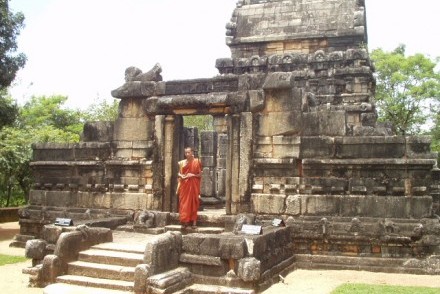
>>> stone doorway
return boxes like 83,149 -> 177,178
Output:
161,113 -> 230,215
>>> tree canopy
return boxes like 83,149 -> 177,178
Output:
0,89 -> 18,129
0,0 -> 26,90
0,95 -> 119,207
371,45 -> 440,135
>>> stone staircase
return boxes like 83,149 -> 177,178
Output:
44,240 -> 145,293
41,211 -> 260,294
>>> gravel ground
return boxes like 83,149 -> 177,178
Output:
1,222 -> 439,294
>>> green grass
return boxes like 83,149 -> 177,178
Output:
331,283 -> 440,294
0,254 -> 28,266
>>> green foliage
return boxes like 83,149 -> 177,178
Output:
0,95 -> 85,207
0,89 -> 18,129
184,115 -> 213,132
430,108 -> 440,161
371,45 -> 440,135
0,94 -> 123,207
18,95 -> 83,139
0,254 -> 28,266
83,98 -> 119,122
0,0 -> 26,90
331,283 -> 440,294
0,126 -> 31,206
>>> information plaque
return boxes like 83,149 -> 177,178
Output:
54,218 -> 74,226
241,224 -> 262,235
272,218 -> 285,227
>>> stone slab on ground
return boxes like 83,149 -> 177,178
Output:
56,275 -> 133,292
165,224 -> 225,234
182,284 -> 255,294
68,260 -> 135,281
79,248 -> 144,267
44,282 -> 130,294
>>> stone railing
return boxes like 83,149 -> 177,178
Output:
23,224 -> 112,287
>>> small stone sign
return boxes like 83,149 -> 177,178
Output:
54,218 -> 73,226
241,224 -> 262,235
272,218 -> 285,227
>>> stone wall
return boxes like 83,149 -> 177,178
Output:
0,207 -> 19,222
227,0 -> 367,58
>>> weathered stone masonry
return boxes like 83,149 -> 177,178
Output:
17,0 -> 440,292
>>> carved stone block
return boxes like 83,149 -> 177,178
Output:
252,194 -> 286,214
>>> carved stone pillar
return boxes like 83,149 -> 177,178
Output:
200,131 -> 222,207
163,115 -> 183,212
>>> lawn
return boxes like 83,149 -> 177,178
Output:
332,283 -> 440,294
0,254 -> 28,266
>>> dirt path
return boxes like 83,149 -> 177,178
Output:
1,222 -> 439,294
262,269 -> 440,294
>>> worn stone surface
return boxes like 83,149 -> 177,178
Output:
41,255 -> 62,285
81,122 -> 114,142
53,231 -> 84,263
143,231 -> 182,275
238,257 -> 261,282
252,194 -> 286,215
19,1 -> 440,292
219,237 -> 248,259
25,239 -> 47,260
134,264 -> 151,294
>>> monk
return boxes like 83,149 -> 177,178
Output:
177,147 -> 202,229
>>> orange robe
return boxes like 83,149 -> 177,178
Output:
178,158 -> 202,223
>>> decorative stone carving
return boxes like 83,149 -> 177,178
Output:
125,64 -> 162,82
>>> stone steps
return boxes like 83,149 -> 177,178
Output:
79,248 -> 144,267
177,284 -> 255,294
44,281 -> 131,294
91,241 -> 145,254
147,267 -> 192,294
55,275 -> 133,292
294,254 -> 427,274
68,260 -> 135,281
165,224 -> 225,234
46,238 -> 148,293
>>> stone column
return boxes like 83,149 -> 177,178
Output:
227,114 -> 241,214
113,97 -> 154,158
152,115 -> 165,211
213,115 -> 228,202
200,131 -> 221,207
216,133 -> 228,200
163,115 -> 183,212
183,127 -> 199,157
238,112 -> 253,212
213,115 -> 228,134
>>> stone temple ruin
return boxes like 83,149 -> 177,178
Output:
17,0 -> 440,293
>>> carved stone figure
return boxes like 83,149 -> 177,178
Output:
125,63 -> 162,82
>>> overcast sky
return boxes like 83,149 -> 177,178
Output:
8,0 -> 440,109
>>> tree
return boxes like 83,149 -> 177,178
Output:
371,45 -> 440,135
83,98 -> 119,122
0,126 -> 31,206
0,95 -> 84,207
184,115 -> 213,132
0,94 -> 125,206
0,0 -> 26,90
0,89 -> 18,129
431,108 -> 440,160
19,95 -> 83,141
